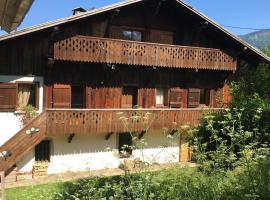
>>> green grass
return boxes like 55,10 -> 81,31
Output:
6,182 -> 64,200
4,162 -> 270,200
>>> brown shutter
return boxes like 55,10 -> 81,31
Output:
138,88 -> 155,108
188,89 -> 200,108
53,84 -> 71,108
169,88 -> 183,108
0,83 -> 17,111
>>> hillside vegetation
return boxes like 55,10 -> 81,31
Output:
240,29 -> 270,50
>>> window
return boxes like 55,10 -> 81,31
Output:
188,89 -> 210,108
118,133 -> 132,157
71,85 -> 85,108
156,88 -> 168,106
200,89 -> 210,105
18,83 -> 38,109
122,30 -> 142,41
35,140 -> 51,162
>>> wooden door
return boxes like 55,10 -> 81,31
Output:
52,84 -> 71,108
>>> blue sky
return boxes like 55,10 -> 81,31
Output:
1,0 -> 270,36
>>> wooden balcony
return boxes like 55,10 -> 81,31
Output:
54,36 -> 237,71
46,108 -> 222,135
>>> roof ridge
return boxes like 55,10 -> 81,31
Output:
0,0 -> 142,41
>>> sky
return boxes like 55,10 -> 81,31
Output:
1,0 -> 270,36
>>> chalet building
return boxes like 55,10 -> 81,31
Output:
0,0 -> 269,179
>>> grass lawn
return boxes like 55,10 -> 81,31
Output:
5,182 -> 65,200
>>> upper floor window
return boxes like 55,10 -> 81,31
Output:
156,88 -> 168,106
18,83 -> 38,109
188,88 -> 210,108
122,30 -> 142,41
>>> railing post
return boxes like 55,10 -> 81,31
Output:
0,171 -> 5,200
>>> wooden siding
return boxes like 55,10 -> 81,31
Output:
54,36 -> 237,71
46,108 -> 221,135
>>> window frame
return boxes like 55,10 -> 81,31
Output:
122,27 -> 144,42
155,87 -> 169,107
16,81 -> 39,110
188,88 -> 210,108
71,84 -> 86,109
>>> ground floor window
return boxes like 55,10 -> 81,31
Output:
35,140 -> 51,162
118,133 -> 132,157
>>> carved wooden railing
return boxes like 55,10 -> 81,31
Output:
54,36 -> 237,71
0,112 -> 47,174
46,108 -> 222,135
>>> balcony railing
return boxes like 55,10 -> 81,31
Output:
54,36 -> 237,71
46,108 -> 222,135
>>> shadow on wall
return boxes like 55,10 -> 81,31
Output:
50,130 -> 179,156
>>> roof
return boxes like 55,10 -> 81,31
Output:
0,0 -> 269,63
0,0 -> 34,32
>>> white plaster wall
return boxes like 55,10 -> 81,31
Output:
16,150 -> 35,172
0,113 -> 21,146
47,134 -> 120,174
17,131 -> 180,174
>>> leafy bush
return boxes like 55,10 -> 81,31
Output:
53,163 -> 270,200
20,105 -> 38,126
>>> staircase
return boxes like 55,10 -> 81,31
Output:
0,112 -> 47,174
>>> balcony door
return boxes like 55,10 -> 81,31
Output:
71,85 -> 85,108
122,87 -> 138,108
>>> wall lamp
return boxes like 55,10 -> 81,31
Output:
105,132 -> 114,140
68,133 -> 76,143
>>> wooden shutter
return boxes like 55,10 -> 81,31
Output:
138,88 -> 155,108
53,84 -> 71,108
188,89 -> 200,108
169,89 -> 183,108
0,83 -> 17,111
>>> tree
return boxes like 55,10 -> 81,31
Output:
263,46 -> 270,57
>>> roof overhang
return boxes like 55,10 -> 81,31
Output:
0,0 -> 34,32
